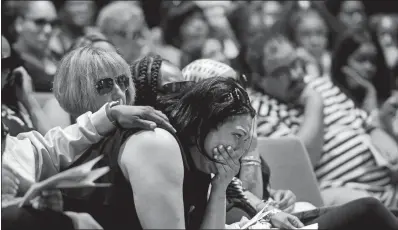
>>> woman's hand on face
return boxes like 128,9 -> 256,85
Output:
31,189 -> 63,212
341,65 -> 375,91
111,105 -> 176,133
270,212 -> 304,229
211,145 -> 241,190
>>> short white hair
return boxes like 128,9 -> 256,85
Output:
96,1 -> 143,36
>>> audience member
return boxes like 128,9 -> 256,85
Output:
96,1 -> 180,66
246,32 -> 398,208
52,47 -> 255,229
49,0 -> 98,59
12,1 -> 59,92
331,29 -> 392,113
2,35 -> 54,136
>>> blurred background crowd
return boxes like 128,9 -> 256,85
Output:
1,0 -> 398,229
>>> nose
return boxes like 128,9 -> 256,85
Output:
42,23 -> 53,34
112,84 -> 125,100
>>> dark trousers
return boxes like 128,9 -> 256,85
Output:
308,198 -> 398,230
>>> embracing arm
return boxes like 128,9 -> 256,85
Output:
12,104 -> 115,180
118,128 -> 186,229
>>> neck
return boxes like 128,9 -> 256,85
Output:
14,40 -> 46,60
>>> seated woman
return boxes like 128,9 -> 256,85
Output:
331,29 -> 393,113
2,35 -> 54,136
53,46 -> 256,229
43,31 -> 117,128
181,59 -> 398,229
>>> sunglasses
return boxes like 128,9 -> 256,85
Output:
95,75 -> 130,95
25,17 -> 61,28
161,81 -> 196,94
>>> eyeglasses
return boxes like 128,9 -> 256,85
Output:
95,75 -> 130,95
25,17 -> 61,28
161,81 -> 196,94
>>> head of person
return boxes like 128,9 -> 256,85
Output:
262,1 -> 283,28
180,36 -> 230,68
182,59 -> 248,88
372,15 -> 398,48
14,1 -> 59,53
69,31 -> 116,52
59,0 -> 96,29
290,9 -> 329,59
53,46 -> 135,117
130,54 -> 194,107
159,77 -> 256,174
246,32 -> 306,103
163,2 -> 210,50
326,0 -> 367,32
97,1 -> 148,63
331,30 -> 391,102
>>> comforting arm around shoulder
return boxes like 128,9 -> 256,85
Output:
118,128 -> 186,229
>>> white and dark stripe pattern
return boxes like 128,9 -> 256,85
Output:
249,76 -> 397,208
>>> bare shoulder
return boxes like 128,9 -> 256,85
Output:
118,128 -> 183,180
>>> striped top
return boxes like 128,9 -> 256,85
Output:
249,75 -> 398,208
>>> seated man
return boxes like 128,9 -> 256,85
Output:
245,32 -> 398,207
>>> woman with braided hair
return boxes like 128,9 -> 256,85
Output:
54,48 -> 256,229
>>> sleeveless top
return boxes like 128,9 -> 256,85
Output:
62,128 -> 211,230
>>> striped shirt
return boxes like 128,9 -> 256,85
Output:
249,75 -> 398,208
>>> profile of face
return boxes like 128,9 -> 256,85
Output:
260,40 -> 306,103
63,0 -> 96,28
15,1 -> 58,52
180,12 -> 210,49
262,1 -> 282,28
338,1 -> 367,31
1,36 -> 12,89
201,38 -> 230,65
348,42 -> 377,80
295,13 -> 328,59
203,115 -> 254,166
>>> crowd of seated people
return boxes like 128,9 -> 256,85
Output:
2,1 -> 398,229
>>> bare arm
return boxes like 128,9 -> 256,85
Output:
296,91 -> 325,166
118,128 -> 186,229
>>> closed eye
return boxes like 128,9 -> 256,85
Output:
233,133 -> 243,140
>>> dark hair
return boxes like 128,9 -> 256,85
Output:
130,54 -> 163,106
162,2 -> 207,48
158,77 -> 256,157
331,30 -> 391,106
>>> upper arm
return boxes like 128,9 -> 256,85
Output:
118,128 -> 185,229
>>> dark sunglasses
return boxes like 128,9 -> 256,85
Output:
26,17 -> 61,28
161,81 -> 196,93
95,75 -> 130,95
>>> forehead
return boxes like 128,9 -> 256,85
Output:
218,115 -> 252,132
341,1 -> 364,12
263,1 -> 282,13
25,1 -> 57,18
298,13 -> 326,29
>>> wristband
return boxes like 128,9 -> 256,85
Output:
105,101 -> 120,127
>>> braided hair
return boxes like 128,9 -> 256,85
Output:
130,54 -> 163,107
